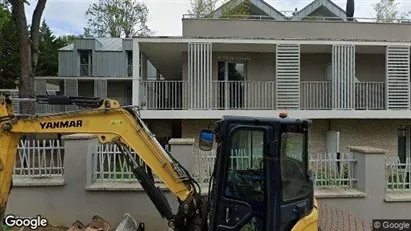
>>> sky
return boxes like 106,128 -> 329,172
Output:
24,0 -> 411,37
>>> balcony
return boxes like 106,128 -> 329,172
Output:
80,64 -> 92,76
300,81 -> 386,110
139,80 -> 388,111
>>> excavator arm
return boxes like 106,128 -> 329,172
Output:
0,95 -> 205,231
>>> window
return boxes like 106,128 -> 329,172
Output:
217,61 -> 246,109
326,63 -> 332,81
79,50 -> 92,76
225,129 -> 264,203
139,51 -> 143,77
280,132 -> 310,202
127,51 -> 133,77
398,125 -> 410,164
240,217 -> 264,231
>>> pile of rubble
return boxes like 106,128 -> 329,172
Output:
67,214 -> 144,231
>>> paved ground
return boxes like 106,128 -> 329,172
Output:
8,226 -> 67,231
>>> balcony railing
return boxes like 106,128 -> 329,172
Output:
140,80 -> 185,109
300,81 -> 332,110
183,14 -> 411,24
300,81 -> 386,110
127,64 -> 132,77
80,64 -> 92,76
355,82 -> 385,110
139,80 -> 389,110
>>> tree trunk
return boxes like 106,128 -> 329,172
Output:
12,0 -> 35,115
31,0 -> 47,73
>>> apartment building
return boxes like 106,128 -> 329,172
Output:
36,0 -> 411,160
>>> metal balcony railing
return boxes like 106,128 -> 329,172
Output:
80,64 -> 92,76
183,14 -> 411,24
139,80 -> 389,110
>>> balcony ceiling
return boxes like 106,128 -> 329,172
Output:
140,42 -> 186,80
139,41 -> 387,80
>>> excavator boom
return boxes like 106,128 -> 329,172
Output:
0,95 -> 204,230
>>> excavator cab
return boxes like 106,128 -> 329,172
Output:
198,113 -> 318,231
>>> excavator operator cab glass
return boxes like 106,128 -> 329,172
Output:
208,116 -> 314,231
199,129 -> 214,151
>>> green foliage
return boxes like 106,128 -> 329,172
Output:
373,0 -> 411,22
85,0 -> 152,38
58,34 -> 78,44
35,20 -> 71,76
314,164 -> 351,187
188,0 -> 217,18
0,3 -> 19,88
387,172 -> 410,190
220,0 -> 251,18
0,6 -> 73,88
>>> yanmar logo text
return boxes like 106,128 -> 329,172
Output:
39,120 -> 83,129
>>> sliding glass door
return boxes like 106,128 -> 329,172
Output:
217,61 -> 246,109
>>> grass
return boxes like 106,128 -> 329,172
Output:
312,164 -> 353,187
387,172 -> 410,190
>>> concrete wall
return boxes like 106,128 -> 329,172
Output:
182,119 -> 217,142
316,146 -> 411,224
6,135 -> 194,231
182,19 -> 411,42
182,52 -> 385,82
180,52 -> 385,110
309,119 -> 411,156
6,134 -> 411,231
182,119 -> 411,156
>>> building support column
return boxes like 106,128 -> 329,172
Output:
35,79 -> 47,113
275,44 -> 300,109
94,80 -> 107,99
132,39 -> 141,107
386,45 -> 410,110
65,79 -> 78,111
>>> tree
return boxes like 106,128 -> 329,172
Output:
373,0 -> 410,22
59,34 -> 79,44
6,0 -> 47,115
188,0 -> 217,18
0,10 -> 73,88
35,20 -> 71,77
85,0 -> 152,38
0,2 -> 19,89
219,0 -> 251,18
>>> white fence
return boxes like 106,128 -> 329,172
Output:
193,150 -> 357,189
11,140 -> 411,193
310,153 -> 357,188
90,143 -> 162,183
14,139 -> 64,178
385,156 -> 411,192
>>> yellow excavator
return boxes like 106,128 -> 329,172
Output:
0,94 -> 318,231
